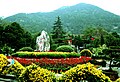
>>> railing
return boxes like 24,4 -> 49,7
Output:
0,74 -> 17,82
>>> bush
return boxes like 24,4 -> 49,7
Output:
92,44 -> 108,56
1,44 -> 13,55
56,45 -> 74,52
2,60 -> 25,77
60,63 -> 111,82
0,54 -> 25,77
0,54 -> 9,73
80,49 -> 92,57
19,47 -> 33,52
19,64 -> 55,82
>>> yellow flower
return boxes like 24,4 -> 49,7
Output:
61,63 -> 111,82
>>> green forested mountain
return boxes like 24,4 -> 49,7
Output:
4,3 -> 120,34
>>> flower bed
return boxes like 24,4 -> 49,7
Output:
7,56 -> 92,65
7,56 -> 92,73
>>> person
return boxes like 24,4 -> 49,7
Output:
7,56 -> 15,66
1,56 -> 15,73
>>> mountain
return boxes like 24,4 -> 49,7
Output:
4,3 -> 120,34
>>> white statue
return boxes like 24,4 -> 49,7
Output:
36,30 -> 50,51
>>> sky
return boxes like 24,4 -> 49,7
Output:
0,0 -> 120,18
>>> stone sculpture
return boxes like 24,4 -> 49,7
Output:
36,30 -> 50,51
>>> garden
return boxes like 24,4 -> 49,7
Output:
0,17 -> 120,82
0,44 -> 120,82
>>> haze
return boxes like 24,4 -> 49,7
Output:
0,0 -> 120,17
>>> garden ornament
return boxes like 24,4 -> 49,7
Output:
36,30 -> 50,51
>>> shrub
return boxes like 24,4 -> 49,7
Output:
80,49 -> 92,57
60,63 -> 111,82
0,54 -> 25,78
1,44 -> 13,55
2,60 -> 25,77
19,64 -> 55,82
0,54 -> 9,73
92,44 -> 108,56
19,47 -> 33,52
56,45 -> 74,52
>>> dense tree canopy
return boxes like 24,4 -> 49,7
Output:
0,22 -> 33,51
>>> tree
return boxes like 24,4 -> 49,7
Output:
3,22 -> 33,51
72,35 -> 83,47
0,25 -> 4,47
104,32 -> 120,47
100,35 -> 104,45
111,32 -> 120,38
83,27 -> 108,47
1,44 -> 13,56
51,16 -> 67,48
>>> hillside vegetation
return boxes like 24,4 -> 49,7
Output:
4,3 -> 120,34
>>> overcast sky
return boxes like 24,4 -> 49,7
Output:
0,0 -> 120,17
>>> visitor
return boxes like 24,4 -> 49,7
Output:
7,56 -> 15,67
1,56 -> 15,73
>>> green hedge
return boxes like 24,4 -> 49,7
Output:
19,47 -> 33,52
56,45 -> 74,52
11,52 -> 81,58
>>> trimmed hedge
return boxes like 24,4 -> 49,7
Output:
56,45 -> 74,52
19,47 -> 33,52
12,52 -> 81,58
80,49 -> 92,57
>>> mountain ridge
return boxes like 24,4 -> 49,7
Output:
4,3 -> 120,34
